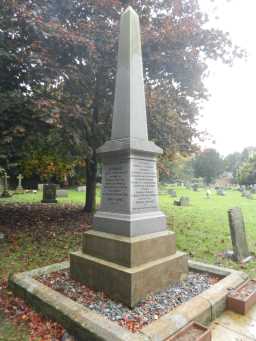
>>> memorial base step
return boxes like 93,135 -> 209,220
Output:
82,230 -> 176,267
70,250 -> 188,307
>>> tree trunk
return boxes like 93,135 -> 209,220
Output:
84,151 -> 97,213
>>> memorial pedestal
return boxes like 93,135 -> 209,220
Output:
70,231 -> 188,307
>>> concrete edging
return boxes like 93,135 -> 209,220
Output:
8,260 -> 248,341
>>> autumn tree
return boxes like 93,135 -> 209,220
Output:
158,154 -> 194,183
0,0 -> 244,211
0,2 -> 55,174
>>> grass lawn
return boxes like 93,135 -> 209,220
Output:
160,186 -> 256,276
0,186 -> 256,340
0,188 -> 91,205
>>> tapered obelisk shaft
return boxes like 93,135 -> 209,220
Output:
111,6 -> 148,141
70,7 -> 188,309
94,6 -> 165,236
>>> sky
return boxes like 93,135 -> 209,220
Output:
197,0 -> 256,156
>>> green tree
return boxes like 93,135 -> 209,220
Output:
193,149 -> 224,184
238,155 -> 256,185
21,129 -> 80,184
0,0 -> 244,211
224,152 -> 241,178
159,154 -> 194,183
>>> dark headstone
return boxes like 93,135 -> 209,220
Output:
41,184 -> 57,203
228,207 -> 250,262
174,196 -> 190,207
192,184 -> 198,192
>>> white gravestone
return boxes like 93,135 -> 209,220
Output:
77,186 -> 86,192
56,189 -> 69,198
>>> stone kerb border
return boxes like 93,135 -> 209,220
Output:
8,260 -> 248,341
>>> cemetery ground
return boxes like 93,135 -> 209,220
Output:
0,186 -> 256,340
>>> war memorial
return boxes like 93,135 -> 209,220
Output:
9,7 -> 249,341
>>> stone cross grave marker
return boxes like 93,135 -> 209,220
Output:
16,174 -> 24,193
228,207 -> 251,262
70,6 -> 188,308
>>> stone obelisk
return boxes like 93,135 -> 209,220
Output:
70,7 -> 188,307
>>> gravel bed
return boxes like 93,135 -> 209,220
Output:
38,270 -> 219,333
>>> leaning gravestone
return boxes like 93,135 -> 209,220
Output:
56,189 -> 69,198
70,7 -> 188,308
228,207 -> 251,262
41,184 -> 57,203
